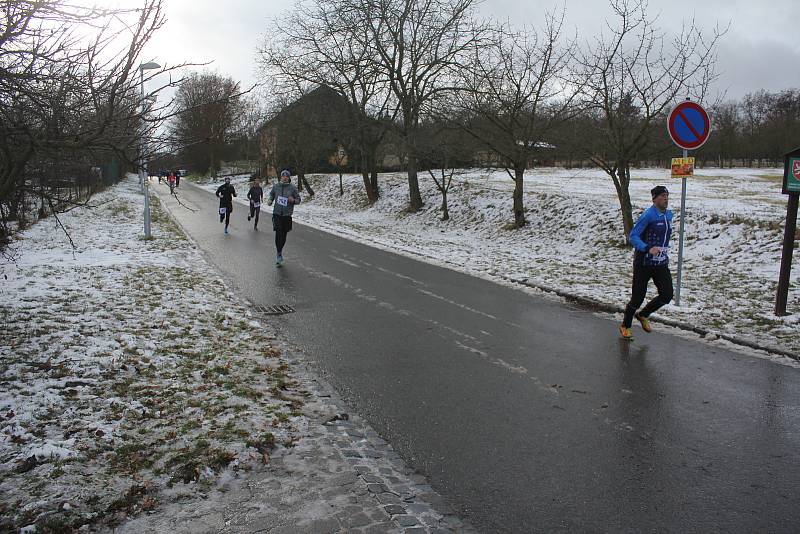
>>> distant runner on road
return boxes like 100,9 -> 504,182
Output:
620,185 -> 674,340
247,178 -> 264,231
216,177 -> 237,235
268,170 -> 301,266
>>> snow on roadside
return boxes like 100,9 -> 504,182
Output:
0,176 -> 307,532
204,166 -> 799,357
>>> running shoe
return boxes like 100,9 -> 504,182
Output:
224,228 -> 228,234
635,313 -> 652,333
276,254 -> 283,266
619,325 -> 633,340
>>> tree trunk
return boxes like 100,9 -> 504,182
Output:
613,164 -> 634,243
360,153 -> 378,203
38,178 -> 46,219
405,130 -> 423,212
441,188 -> 449,221
370,169 -> 379,199
299,172 -> 314,197
513,164 -> 526,228
360,171 -> 376,203
368,149 -> 380,200
209,144 -> 218,176
339,173 -> 343,196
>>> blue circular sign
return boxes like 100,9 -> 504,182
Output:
668,101 -> 711,150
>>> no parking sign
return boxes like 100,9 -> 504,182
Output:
668,101 -> 711,150
666,99 -> 710,306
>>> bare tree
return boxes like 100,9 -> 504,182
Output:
418,122 -> 473,220
169,72 -> 248,175
704,101 -> 739,168
454,12 -> 579,227
575,0 -> 724,241
258,0 -> 395,204
0,0 -> 186,252
356,0 -> 488,212
230,94 -> 267,171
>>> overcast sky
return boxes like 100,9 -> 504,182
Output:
131,0 -> 799,101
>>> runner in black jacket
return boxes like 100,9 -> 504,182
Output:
215,177 -> 237,234
247,179 -> 264,230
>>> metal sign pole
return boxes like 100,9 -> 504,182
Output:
667,99 -> 710,307
675,148 -> 688,306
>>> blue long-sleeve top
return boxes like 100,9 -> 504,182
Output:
630,205 -> 673,266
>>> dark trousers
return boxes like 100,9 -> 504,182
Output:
175,175 -> 180,187
623,262 -> 673,327
275,230 -> 287,254
219,207 -> 231,227
249,204 -> 260,226
273,214 -> 291,254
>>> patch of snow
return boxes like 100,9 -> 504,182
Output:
0,175 -> 309,531
27,442 -> 78,461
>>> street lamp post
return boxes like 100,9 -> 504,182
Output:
139,61 -> 160,239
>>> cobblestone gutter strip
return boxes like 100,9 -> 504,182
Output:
497,274 -> 800,362
154,187 -> 476,533
115,348 -> 476,534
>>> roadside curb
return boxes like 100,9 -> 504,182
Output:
496,273 -> 800,362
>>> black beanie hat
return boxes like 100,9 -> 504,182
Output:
651,185 -> 668,199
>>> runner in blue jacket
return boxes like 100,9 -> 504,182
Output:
620,185 -> 674,339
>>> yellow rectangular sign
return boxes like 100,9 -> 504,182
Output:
671,157 -> 695,178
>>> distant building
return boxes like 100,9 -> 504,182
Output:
258,86 -> 355,178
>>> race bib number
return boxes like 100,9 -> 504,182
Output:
253,202 -> 261,209
277,196 -> 289,207
649,246 -> 669,264
219,207 -> 227,215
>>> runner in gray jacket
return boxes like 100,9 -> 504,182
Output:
268,169 -> 302,266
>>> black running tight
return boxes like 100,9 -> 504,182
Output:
623,263 -> 673,327
220,208 -> 231,227
249,205 -> 260,225
275,230 -> 287,254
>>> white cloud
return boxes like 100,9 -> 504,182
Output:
112,0 -> 800,101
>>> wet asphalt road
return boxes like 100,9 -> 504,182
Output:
159,181 -> 800,533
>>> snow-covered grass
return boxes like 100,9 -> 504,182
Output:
218,166 -> 798,356
0,176 -> 306,532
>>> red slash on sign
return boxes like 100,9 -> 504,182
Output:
793,160 -> 800,180
667,100 -> 711,150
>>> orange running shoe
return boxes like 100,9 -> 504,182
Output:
619,325 -> 633,340
635,313 -> 652,333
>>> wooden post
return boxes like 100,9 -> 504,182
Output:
775,193 -> 798,316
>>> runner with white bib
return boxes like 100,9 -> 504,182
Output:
215,176 -> 237,235
619,185 -> 674,340
267,170 -> 302,266
247,178 -> 264,231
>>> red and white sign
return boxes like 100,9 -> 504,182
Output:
793,160 -> 800,180
667,101 -> 711,150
